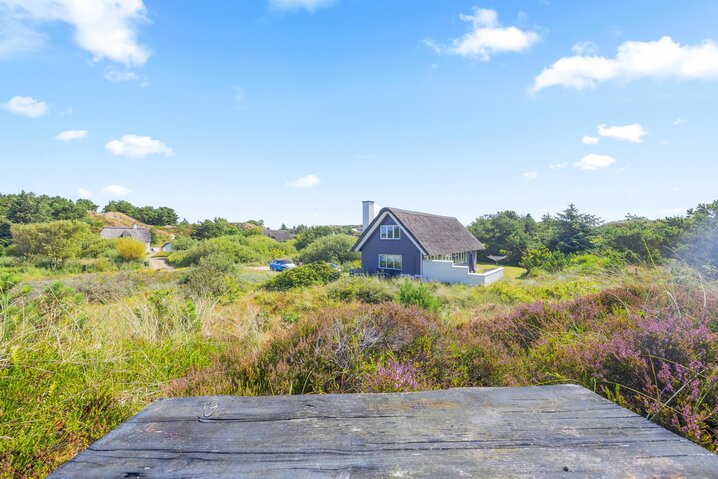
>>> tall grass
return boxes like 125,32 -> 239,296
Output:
1,262 -> 717,477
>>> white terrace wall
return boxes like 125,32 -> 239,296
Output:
421,260 -> 504,286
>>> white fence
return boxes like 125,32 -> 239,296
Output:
421,260 -> 504,286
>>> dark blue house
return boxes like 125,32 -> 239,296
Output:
352,202 -> 502,285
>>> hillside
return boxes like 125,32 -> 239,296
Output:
89,211 -> 180,245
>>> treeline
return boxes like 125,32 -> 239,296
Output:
0,191 -> 98,246
103,201 -> 178,226
469,201 -> 718,276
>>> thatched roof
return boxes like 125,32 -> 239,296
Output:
263,228 -> 295,243
354,207 -> 484,256
100,226 -> 151,244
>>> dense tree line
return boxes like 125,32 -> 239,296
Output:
103,200 -> 178,226
0,191 -> 97,246
468,201 -> 718,276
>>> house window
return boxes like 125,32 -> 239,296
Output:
380,225 -> 400,240
379,254 -> 402,270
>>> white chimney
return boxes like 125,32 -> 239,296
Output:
362,201 -> 375,232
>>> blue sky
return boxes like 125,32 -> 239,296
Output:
1,0 -> 718,227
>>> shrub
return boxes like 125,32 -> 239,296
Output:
363,360 -> 422,392
180,254 -> 241,300
397,281 -> 443,312
10,220 -> 93,267
263,263 -> 341,291
93,257 -> 115,272
327,276 -> 395,304
115,237 -> 146,261
169,235 -> 295,267
520,246 -> 570,276
298,234 -> 360,265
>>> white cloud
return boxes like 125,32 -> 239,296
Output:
533,36 -> 718,92
597,123 -> 647,143
548,162 -> 568,169
104,67 -> 148,86
1,95 -> 47,117
101,184 -> 131,197
55,129 -> 88,141
582,135 -> 600,145
0,0 -> 150,66
77,188 -> 93,198
672,117 -> 687,125
289,174 -> 321,188
426,8 -> 540,61
571,41 -> 598,56
574,153 -> 616,171
269,0 -> 335,11
523,171 -> 538,180
105,134 -> 174,158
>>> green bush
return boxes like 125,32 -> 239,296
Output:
327,276 -> 395,304
115,237 -> 146,261
263,263 -> 341,291
92,257 -> 115,273
397,281 -> 443,312
298,234 -> 360,265
169,235 -> 295,268
520,246 -> 570,276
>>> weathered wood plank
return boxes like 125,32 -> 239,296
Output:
49,385 -> 718,478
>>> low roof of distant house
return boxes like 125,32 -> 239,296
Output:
263,228 -> 295,243
100,226 -> 151,244
353,207 -> 484,256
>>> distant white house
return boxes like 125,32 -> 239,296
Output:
100,225 -> 152,252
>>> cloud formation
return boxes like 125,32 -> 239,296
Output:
269,0 -> 335,11
0,0 -> 150,66
77,188 -> 93,198
1,95 -> 47,117
105,134 -> 174,158
582,135 -> 599,145
574,154 -> 616,171
548,162 -> 568,169
597,123 -> 647,143
523,171 -> 538,180
55,129 -> 88,141
532,36 -> 718,92
289,174 -> 321,188
101,184 -> 131,196
426,8 -> 540,61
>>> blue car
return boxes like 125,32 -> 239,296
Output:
270,259 -> 296,271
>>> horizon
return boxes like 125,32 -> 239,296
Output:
2,1 -> 718,227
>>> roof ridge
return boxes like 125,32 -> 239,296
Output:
384,207 -> 458,220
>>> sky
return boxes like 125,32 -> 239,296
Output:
1,0 -> 718,227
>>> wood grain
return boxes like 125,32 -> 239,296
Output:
49,385 -> 718,478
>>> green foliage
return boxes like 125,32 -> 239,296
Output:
263,262 -> 341,291
190,217 -> 239,240
594,216 -> 681,263
677,200 -> 718,278
1,191 -> 91,225
103,200 -> 178,225
544,204 -> 601,254
114,237 -> 146,261
468,211 -> 537,263
327,276 -> 395,304
10,220 -> 93,267
294,225 -> 339,250
298,234 -> 359,265
520,246 -> 570,276
169,234 -> 295,267
397,281 -> 443,312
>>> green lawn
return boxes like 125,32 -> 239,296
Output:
475,262 -> 526,279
